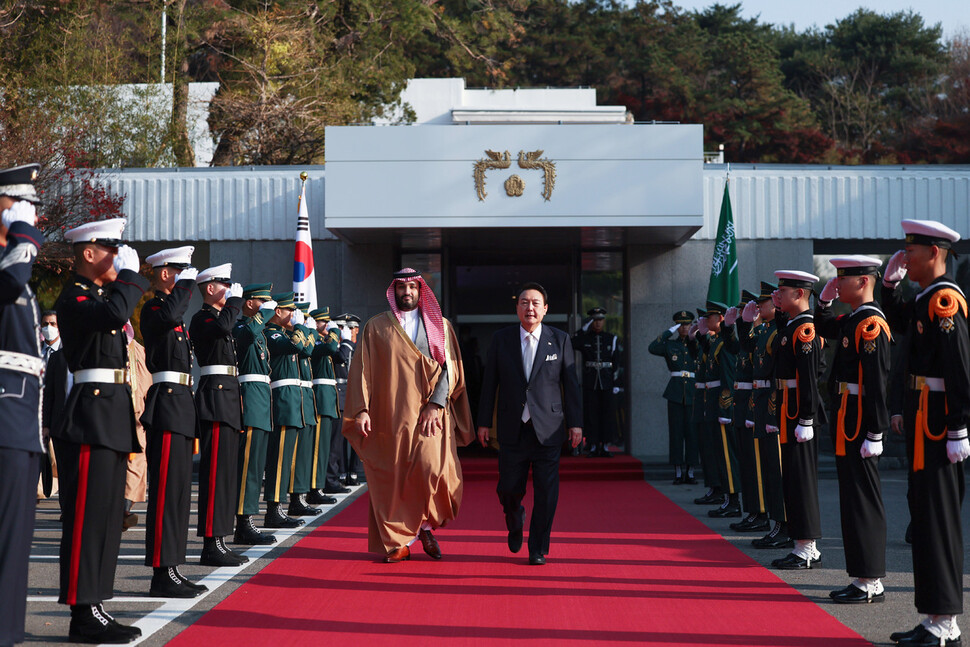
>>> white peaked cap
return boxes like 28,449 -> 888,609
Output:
197,263 -> 232,284
901,219 -> 961,246
774,270 -> 819,287
64,218 -> 127,246
145,246 -> 195,268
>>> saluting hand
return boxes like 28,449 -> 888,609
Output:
724,306 -> 739,327
883,250 -> 907,287
741,300 -> 760,323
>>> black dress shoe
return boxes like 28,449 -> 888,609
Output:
771,552 -> 820,570
708,504 -> 742,518
172,566 -> 208,592
234,515 -> 276,545
752,532 -> 794,549
672,476 -> 684,485
94,604 -> 142,640
323,484 -> 352,494
684,476 -> 697,484
419,529 -> 442,559
528,553 -> 546,565
150,567 -> 204,598
344,474 -> 359,486
264,502 -> 304,528
731,516 -> 771,532
288,494 -> 321,517
891,624 -> 961,646
306,490 -> 338,505
693,489 -> 723,505
508,529 -> 523,553
200,537 -> 247,567
69,605 -> 139,644
829,584 -> 885,604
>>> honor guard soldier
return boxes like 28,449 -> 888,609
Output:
688,308 -> 722,504
769,270 -> 823,570
572,307 -> 621,457
263,292 -> 312,528
648,310 -> 697,483
882,220 -> 970,646
288,302 -> 321,518
740,283 -> 788,546
307,307 -> 341,505
697,301 -> 741,518
724,290 -> 766,531
140,246 -> 206,598
326,313 -> 361,491
0,165 -> 45,647
190,264 -> 249,567
232,284 -> 278,545
54,218 -> 149,643
816,256 -> 890,604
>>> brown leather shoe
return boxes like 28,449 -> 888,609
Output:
418,528 -> 442,560
384,545 -> 410,563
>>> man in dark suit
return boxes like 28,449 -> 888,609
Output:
477,282 -> 583,565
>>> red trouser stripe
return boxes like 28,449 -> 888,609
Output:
67,444 -> 92,605
153,432 -> 172,567
206,422 -> 220,536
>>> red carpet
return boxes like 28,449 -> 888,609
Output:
170,458 -> 869,646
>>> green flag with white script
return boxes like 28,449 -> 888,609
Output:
707,183 -> 740,307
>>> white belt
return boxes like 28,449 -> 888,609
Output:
704,380 -> 721,389
312,378 -> 337,386
74,368 -> 127,384
753,379 -> 773,389
336,378 -> 347,384
238,374 -> 271,384
734,382 -> 753,390
200,364 -> 238,377
300,380 -> 313,389
271,378 -> 302,389
837,382 -> 863,395
671,371 -> 694,378
777,378 -> 798,389
909,375 -> 946,391
0,350 -> 44,377
152,371 -> 192,386
695,383 -> 706,390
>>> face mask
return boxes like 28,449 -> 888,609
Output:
41,325 -> 58,342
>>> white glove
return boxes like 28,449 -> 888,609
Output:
176,267 -> 198,282
771,291 -> 782,309
1,201 -> 36,228
765,425 -> 779,435
229,282 -> 243,299
612,386 -> 621,395
668,324 -> 679,335
745,420 -> 755,429
794,424 -> 813,443
341,325 -> 353,341
860,439 -> 883,458
261,300 -> 277,312
884,250 -> 907,287
697,318 -> 709,336
582,319 -> 591,332
325,321 -> 339,333
724,306 -> 739,326
742,301 -> 760,323
819,278 -> 839,304
113,245 -> 139,273
291,309 -> 305,326
946,437 -> 970,463
687,322 -> 698,341
717,417 -> 732,425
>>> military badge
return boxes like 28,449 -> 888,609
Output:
842,337 -> 849,348
781,337 -> 787,346
916,320 -> 924,334
864,339 -> 876,353
802,342 -> 812,354
671,354 -> 678,362
940,316 -> 955,333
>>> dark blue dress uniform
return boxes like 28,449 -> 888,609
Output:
54,266 -> 149,606
191,296 -> 244,545
0,215 -> 43,647
647,311 -> 696,473
816,296 -> 890,587
140,277 -> 198,573
571,309 -> 621,456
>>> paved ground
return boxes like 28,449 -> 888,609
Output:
649,455 -> 970,647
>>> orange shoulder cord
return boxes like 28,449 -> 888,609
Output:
835,317 -> 891,456
928,288 -> 968,321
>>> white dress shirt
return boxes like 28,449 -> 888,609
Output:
402,308 -> 420,343
520,324 -> 541,422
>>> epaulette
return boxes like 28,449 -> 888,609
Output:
928,288 -> 968,321
855,316 -> 891,352
794,322 -> 815,354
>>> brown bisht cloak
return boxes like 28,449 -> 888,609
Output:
343,311 -> 474,553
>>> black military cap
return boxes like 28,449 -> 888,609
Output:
741,289 -> 759,305
758,281 -> 776,301
0,163 -> 41,204
673,310 -> 694,324
587,307 -> 607,320
696,307 -> 707,318
705,301 -> 728,316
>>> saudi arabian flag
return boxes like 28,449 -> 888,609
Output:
707,183 -> 739,306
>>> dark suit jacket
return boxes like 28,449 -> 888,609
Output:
478,324 -> 582,446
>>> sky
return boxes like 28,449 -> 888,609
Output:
670,0 -> 969,39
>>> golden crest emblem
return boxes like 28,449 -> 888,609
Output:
474,149 -> 556,201
504,174 -> 525,197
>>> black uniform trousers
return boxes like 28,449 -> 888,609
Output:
54,440 -> 126,605
145,430 -> 193,567
906,394 -> 965,615
0,449 -> 39,644
753,388 -> 785,521
197,421 -> 239,538
711,420 -> 741,496
736,416 -> 764,514
312,416 -> 334,490
265,426 -> 297,503
290,422 -> 314,495
696,391 -> 721,489
780,432 -> 821,540
325,417 -> 345,490
835,434 -> 887,579
666,400 -> 696,466
497,421 -> 561,557
237,426 -> 271,516
583,387 -> 615,448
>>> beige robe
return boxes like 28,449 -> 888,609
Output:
343,312 -> 474,553
125,339 -> 151,502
